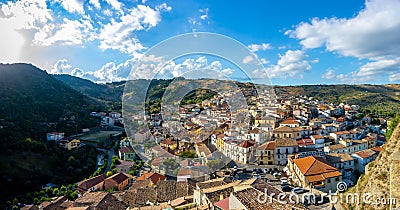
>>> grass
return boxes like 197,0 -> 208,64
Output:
77,131 -> 121,146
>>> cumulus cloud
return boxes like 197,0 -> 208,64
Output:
321,69 -> 336,79
89,0 -> 101,9
199,8 -> 208,20
288,0 -> 400,82
34,18 -> 94,46
242,55 -> 254,64
98,4 -> 170,54
55,0 -> 84,14
265,50 -> 313,78
248,43 -> 273,52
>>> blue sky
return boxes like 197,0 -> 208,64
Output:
0,0 -> 400,85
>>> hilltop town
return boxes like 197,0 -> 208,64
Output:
17,82 -> 393,210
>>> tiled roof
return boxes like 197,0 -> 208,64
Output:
106,172 -> 130,184
326,153 -> 353,163
257,141 -> 276,150
214,197 -> 229,210
312,134 -> 324,139
293,156 -> 341,183
119,146 -> 134,153
240,140 -> 254,148
137,172 -> 166,184
275,139 -> 298,147
74,191 -> 127,209
354,149 -> 377,159
77,174 -> 106,192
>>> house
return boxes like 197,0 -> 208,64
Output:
101,116 -> 114,126
224,140 -> 254,164
351,146 -> 382,174
194,179 -> 240,209
76,174 -> 106,192
73,191 -> 127,209
136,172 -> 166,185
280,118 -> 300,127
310,134 -> 325,150
273,126 -> 302,140
46,132 -> 65,141
326,153 -> 355,186
255,141 -> 275,165
116,160 -> 135,173
104,172 -> 131,191
160,139 -> 178,151
59,138 -> 81,150
288,155 -> 342,193
274,139 -> 298,166
330,131 -> 357,142
177,166 -> 211,182
119,138 -> 132,148
118,146 -> 136,161
324,139 -> 368,154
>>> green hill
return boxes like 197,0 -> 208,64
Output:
0,64 -> 100,204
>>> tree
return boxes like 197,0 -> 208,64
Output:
106,171 -> 113,177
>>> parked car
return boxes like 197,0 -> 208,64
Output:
291,188 -> 307,194
282,185 -> 292,192
273,172 -> 282,178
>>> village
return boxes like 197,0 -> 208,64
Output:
27,85 -> 388,210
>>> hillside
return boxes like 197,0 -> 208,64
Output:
0,64 -> 100,203
344,120 -> 400,210
276,84 -> 400,116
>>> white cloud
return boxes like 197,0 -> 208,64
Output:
288,0 -> 400,82
248,43 -> 273,52
242,55 -> 254,64
105,0 -> 123,14
265,50 -> 312,78
389,73 -> 400,82
0,0 -> 52,62
156,3 -> 172,12
199,8 -> 208,20
98,4 -> 170,54
321,69 -> 336,79
89,0 -> 101,9
34,18 -> 94,46
56,0 -> 84,14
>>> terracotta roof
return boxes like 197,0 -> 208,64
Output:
275,139 -> 298,147
274,126 -> 302,132
293,156 -> 341,183
106,172 -> 130,184
312,134 -> 324,139
240,140 -> 254,148
296,138 -> 315,146
74,191 -> 127,209
257,141 -> 276,150
326,153 -> 353,164
371,146 -> 382,153
77,174 -> 106,192
281,118 -> 299,125
354,149 -> 377,159
119,146 -> 134,153
214,197 -> 229,210
137,172 -> 166,184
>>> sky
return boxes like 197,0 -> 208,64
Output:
0,0 -> 400,85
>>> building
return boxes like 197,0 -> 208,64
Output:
59,138 -> 81,150
76,174 -> 106,193
275,139 -> 298,166
118,146 -> 136,161
104,172 -> 131,191
324,139 -> 368,154
351,146 -> 382,174
136,172 -> 166,185
224,140 -> 255,164
273,126 -> 302,140
73,191 -> 127,209
288,156 -> 342,193
310,134 -> 324,150
116,160 -> 135,173
46,132 -> 65,141
325,153 -> 355,186
255,141 -> 275,165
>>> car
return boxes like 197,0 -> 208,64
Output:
256,168 -> 263,174
282,185 -> 292,192
273,172 -> 282,178
252,173 -> 260,178
263,168 -> 269,174
280,177 -> 288,182
291,188 -> 307,194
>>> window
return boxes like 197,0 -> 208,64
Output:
327,179 -> 331,183
335,177 -> 339,181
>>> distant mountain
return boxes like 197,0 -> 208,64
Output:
53,74 -> 124,103
0,63 -> 102,140
276,84 -> 400,116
